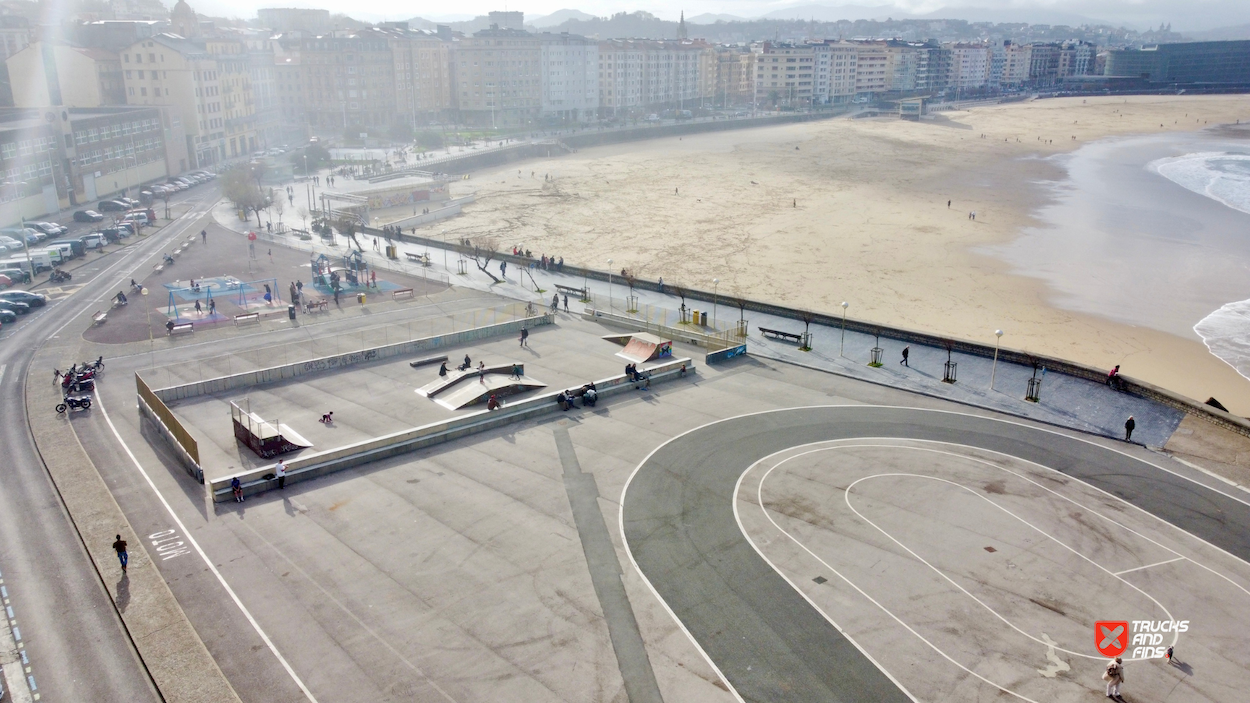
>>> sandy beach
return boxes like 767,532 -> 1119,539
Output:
430,96 -> 1250,414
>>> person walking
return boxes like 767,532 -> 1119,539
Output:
231,476 -> 244,502
1124,416 -> 1136,442
563,294 -> 569,312
510,363 -> 522,380
900,346 -> 910,367
112,534 -> 128,573
551,293 -> 559,313
370,270 -> 376,288
201,229 -> 207,244
194,299 -> 202,315
1103,657 -> 1124,700
520,327 -> 529,347
500,260 -> 507,278
478,361 -> 486,384
275,459 -> 287,489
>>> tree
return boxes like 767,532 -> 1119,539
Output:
799,309 -> 817,351
389,122 -> 414,142
297,206 -> 309,232
336,216 -> 364,250
670,283 -> 688,322
467,236 -> 502,283
416,130 -> 445,150
222,164 -> 267,227
272,197 -> 284,227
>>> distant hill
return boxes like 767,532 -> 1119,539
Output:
528,9 -> 597,27
1183,23 -> 1250,41
761,4 -> 901,22
687,13 -> 751,24
914,6 -> 1110,27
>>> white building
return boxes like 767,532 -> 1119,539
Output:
947,43 -> 991,89
540,33 -> 597,123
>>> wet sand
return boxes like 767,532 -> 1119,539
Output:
435,95 -> 1250,414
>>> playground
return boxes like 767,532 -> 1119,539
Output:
83,222 -> 450,344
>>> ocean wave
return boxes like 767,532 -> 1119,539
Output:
1195,299 -> 1250,383
1151,152 -> 1250,215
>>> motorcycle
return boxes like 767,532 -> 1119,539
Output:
60,372 -> 95,389
63,380 -> 94,395
49,268 -> 71,283
79,356 -> 104,374
56,395 -> 92,413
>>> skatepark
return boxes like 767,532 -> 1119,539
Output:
26,208 -> 1250,703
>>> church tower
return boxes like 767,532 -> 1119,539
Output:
677,11 -> 688,40
170,0 -> 201,38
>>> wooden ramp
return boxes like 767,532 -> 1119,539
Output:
615,332 -> 674,364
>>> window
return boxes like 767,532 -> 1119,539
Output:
141,87 -> 147,96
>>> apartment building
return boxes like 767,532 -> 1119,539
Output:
388,29 -> 452,126
295,29 -> 395,132
754,42 -> 817,107
120,34 -> 256,167
453,27 -> 542,127
823,42 -> 858,102
66,106 -> 169,201
8,42 -> 127,108
539,33 -> 597,123
598,39 -> 703,115
1001,41 -> 1031,86
853,42 -> 890,95
946,43 -> 991,90
709,46 -> 754,107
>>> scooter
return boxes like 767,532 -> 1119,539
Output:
63,380 -> 94,395
49,268 -> 71,283
56,395 -> 91,413
163,253 -> 175,266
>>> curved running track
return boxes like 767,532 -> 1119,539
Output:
620,406 -> 1250,703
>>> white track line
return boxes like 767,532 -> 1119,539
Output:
619,405 -> 1250,703
94,392 -> 319,702
1114,557 -> 1187,576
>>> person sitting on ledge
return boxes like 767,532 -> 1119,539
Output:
438,361 -> 449,377
583,386 -> 598,407
459,354 -> 472,371
487,394 -> 501,411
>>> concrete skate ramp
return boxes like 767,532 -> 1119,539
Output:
417,363 -> 524,398
615,332 -> 673,364
435,374 -> 546,410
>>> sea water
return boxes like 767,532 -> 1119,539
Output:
1158,151 -> 1250,384
1151,152 -> 1250,216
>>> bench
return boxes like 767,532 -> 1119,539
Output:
169,322 -> 193,336
408,354 -> 448,369
304,299 -> 328,313
405,252 -> 431,266
759,326 -> 803,343
234,312 -> 261,326
153,264 -> 165,273
392,288 -> 415,301
554,283 -> 588,300
91,311 -> 107,325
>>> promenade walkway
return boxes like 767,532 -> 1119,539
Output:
215,203 -> 1185,449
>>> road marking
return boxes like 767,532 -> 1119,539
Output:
94,392 -> 319,702
0,364 -> 6,386
1114,556 -> 1187,576
148,529 -> 191,561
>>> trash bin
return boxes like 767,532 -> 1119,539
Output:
692,309 -> 700,325
357,292 -> 366,304
287,304 -> 296,320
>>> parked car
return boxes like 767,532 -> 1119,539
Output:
0,273 -> 11,289
0,236 -> 22,249
30,222 -> 67,237
81,233 -> 106,248
0,307 -> 16,323
0,290 -> 47,308
98,200 -> 128,212
0,268 -> 30,283
74,209 -> 104,222
0,298 -> 32,314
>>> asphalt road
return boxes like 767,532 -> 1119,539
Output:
620,405 -> 1250,703
0,185 -> 215,701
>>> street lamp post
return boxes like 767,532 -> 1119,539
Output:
712,278 -> 719,329
990,329 -> 1003,390
441,228 -> 448,271
607,258 -> 614,310
840,301 -> 848,356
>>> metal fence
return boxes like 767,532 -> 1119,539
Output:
253,229 -> 452,290
586,292 -> 747,350
140,301 -> 529,391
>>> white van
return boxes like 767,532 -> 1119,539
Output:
46,242 -> 73,261
0,257 -> 33,275
41,247 -> 65,265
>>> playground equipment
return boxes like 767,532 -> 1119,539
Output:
310,251 -> 371,293
230,399 -> 313,458
164,276 -> 280,320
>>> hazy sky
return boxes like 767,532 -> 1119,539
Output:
188,0 -> 1250,32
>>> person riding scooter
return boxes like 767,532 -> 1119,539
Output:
114,291 -> 127,306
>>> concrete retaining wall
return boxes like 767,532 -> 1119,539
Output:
136,393 -> 204,483
152,314 -> 553,402
210,356 -> 695,501
559,111 -> 841,151
706,344 -> 748,365
385,194 -> 475,230
581,308 -> 737,350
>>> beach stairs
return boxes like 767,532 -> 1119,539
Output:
417,363 -> 546,410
